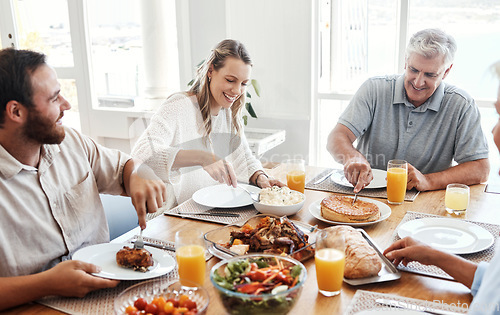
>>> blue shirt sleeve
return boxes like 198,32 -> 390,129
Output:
470,261 -> 489,296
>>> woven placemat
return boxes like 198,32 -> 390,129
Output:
164,198 -> 258,225
390,211 -> 500,280
37,244 -> 179,314
306,169 -> 419,201
344,290 -> 468,314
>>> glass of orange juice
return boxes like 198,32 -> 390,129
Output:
386,160 -> 408,205
315,229 -> 345,297
284,159 -> 306,193
445,183 -> 470,215
175,229 -> 206,287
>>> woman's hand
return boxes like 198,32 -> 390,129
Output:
201,153 -> 237,187
253,171 -> 285,188
383,236 -> 440,267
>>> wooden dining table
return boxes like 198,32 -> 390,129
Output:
4,166 -> 500,315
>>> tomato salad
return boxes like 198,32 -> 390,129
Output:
211,255 -> 305,314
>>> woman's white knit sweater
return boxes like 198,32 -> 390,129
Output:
132,93 -> 262,209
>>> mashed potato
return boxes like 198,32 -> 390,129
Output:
259,186 -> 304,206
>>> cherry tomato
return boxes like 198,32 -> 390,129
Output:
153,296 -> 167,310
144,302 -> 159,315
247,270 -> 267,281
125,305 -> 139,315
163,301 -> 174,313
134,298 -> 148,311
183,300 -> 197,310
166,298 -> 179,308
173,307 -> 189,314
178,294 -> 190,306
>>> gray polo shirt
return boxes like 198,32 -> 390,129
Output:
338,74 -> 489,173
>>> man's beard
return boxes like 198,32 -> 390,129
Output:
23,109 -> 66,144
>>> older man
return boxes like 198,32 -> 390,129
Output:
327,29 -> 489,193
0,48 -> 167,310
384,61 -> 500,314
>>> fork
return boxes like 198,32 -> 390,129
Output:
134,228 -> 144,250
352,193 -> 358,206
238,185 -> 260,202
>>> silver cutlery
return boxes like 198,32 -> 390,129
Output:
312,169 -> 335,185
238,185 -> 260,202
352,193 -> 358,205
133,241 -> 175,252
375,298 -> 463,315
133,228 -> 144,249
178,212 -> 240,217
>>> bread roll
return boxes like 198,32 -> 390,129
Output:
321,195 -> 380,223
325,226 -> 382,279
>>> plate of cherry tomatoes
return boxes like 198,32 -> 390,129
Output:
114,279 -> 209,314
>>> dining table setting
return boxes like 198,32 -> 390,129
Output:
4,163 -> 500,315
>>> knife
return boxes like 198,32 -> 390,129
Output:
375,298 -> 464,315
133,241 -> 175,252
312,169 -> 335,185
177,212 -> 240,217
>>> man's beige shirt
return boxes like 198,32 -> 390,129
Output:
0,127 -> 130,276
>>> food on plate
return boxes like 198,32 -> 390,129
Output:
225,216 -> 313,260
320,195 -> 380,223
116,246 -> 154,272
125,294 -> 199,315
326,226 -> 382,279
211,255 -> 305,314
259,186 -> 304,206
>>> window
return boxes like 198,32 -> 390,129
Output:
1,0 -> 180,140
12,0 -> 81,130
87,0 -> 143,102
316,0 -> 500,168
408,0 -> 500,100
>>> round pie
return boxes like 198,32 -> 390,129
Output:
320,195 -> 380,223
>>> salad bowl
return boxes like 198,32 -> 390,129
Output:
210,253 -> 307,315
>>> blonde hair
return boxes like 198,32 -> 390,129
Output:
188,39 -> 252,140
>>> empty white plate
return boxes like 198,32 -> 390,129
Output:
331,168 -> 387,189
397,217 -> 494,254
192,184 -> 260,208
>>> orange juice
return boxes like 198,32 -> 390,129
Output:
387,167 -> 407,204
287,170 -> 306,193
176,245 -> 205,286
315,248 -> 345,294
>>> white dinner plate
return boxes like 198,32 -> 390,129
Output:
309,196 -> 391,227
331,168 -> 387,189
397,218 -> 494,254
192,184 -> 260,208
72,243 -> 176,280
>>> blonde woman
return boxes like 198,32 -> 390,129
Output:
132,39 -> 283,209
